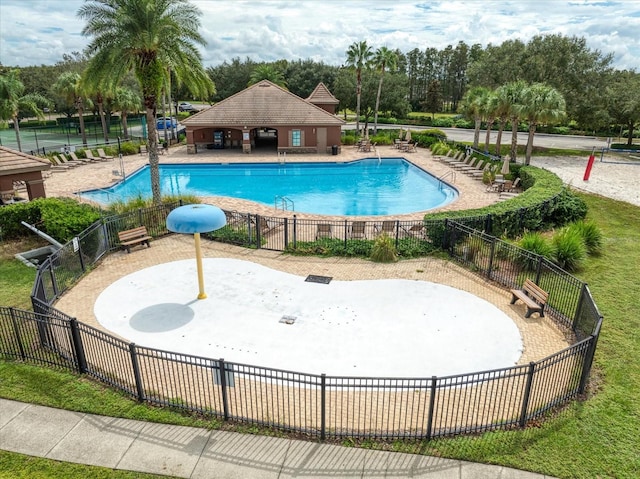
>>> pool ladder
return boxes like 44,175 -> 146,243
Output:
438,170 -> 456,187
275,195 -> 294,211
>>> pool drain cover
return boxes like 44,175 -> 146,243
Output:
280,315 -> 297,324
305,275 -> 332,284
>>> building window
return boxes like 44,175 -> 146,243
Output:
292,130 -> 301,147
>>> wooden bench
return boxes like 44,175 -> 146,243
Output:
510,279 -> 549,318
118,226 -> 152,253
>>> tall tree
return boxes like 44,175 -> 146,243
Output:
371,47 -> 397,134
113,87 -> 141,140
480,89 -> 499,152
248,64 -> 288,88
345,40 -> 373,135
53,72 -> 89,146
422,80 -> 443,120
0,70 -> 51,152
517,83 -> 566,165
461,86 -> 490,149
502,80 -> 527,162
78,0 -> 215,205
607,70 -> 640,146
492,84 -> 513,156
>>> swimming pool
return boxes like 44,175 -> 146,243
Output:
80,158 -> 458,216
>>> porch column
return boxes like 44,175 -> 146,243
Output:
242,128 -> 251,153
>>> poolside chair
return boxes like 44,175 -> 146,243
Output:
374,220 -> 397,237
405,142 -> 417,153
455,157 -> 480,171
97,148 -> 114,160
470,162 -> 492,180
139,144 -> 148,155
55,155 -> 81,168
259,217 -> 280,235
464,160 -> 486,176
450,155 -> 474,169
316,223 -> 332,240
506,177 -> 521,192
442,151 -> 463,164
403,223 -> 428,240
349,221 -> 366,239
84,150 -> 108,162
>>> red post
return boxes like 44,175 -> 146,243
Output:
583,147 -> 596,181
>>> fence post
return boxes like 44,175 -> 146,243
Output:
9,308 -> 26,360
255,215 -> 262,249
69,318 -> 88,374
425,376 -> 437,440
487,236 -> 496,279
579,321 -> 601,394
219,358 -> 230,421
138,208 -> 143,226
320,373 -> 326,441
394,220 -> 400,248
77,240 -> 85,273
344,219 -> 348,248
519,362 -> 536,427
535,255 -> 544,284
129,343 -> 145,402
484,214 -> 492,234
572,283 -> 587,333
284,217 -> 289,250
292,215 -> 297,249
49,265 -> 59,299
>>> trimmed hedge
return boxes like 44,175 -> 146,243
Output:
424,166 -> 587,238
0,198 -> 101,243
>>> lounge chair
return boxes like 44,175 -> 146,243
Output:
442,151 -> 463,164
349,221 -> 366,239
374,220 -> 397,237
139,144 -> 148,155
450,155 -> 474,169
403,223 -> 427,240
55,155 -> 81,168
455,157 -> 480,171
463,160 -> 486,176
506,177 -> 521,192
84,150 -> 104,162
316,223 -> 332,240
405,142 -> 417,153
97,148 -> 114,160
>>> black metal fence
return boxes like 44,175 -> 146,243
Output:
1,204 -> 603,440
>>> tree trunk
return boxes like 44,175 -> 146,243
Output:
495,119 -> 506,156
525,123 -> 536,165
146,104 -> 161,205
484,119 -> 494,153
373,74 -> 384,135
77,100 -> 88,147
98,100 -> 109,143
12,115 -> 22,152
628,120 -> 634,146
473,117 -> 481,149
355,69 -> 362,136
510,116 -> 518,162
121,110 -> 129,140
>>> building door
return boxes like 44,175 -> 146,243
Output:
317,127 -> 327,153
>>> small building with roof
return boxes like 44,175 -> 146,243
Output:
181,80 -> 344,155
0,146 -> 50,204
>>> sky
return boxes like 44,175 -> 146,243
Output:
1,0 -> 639,70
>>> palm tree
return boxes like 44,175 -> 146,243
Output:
502,80 -> 527,162
0,70 -> 51,152
345,41 -> 373,136
517,83 -> 566,165
492,84 -> 513,157
480,90 -> 499,152
53,72 -> 89,147
113,87 -> 141,140
78,0 -> 215,205
371,47 -> 397,134
248,65 -> 288,88
462,86 -> 490,150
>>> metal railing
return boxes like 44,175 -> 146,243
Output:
0,204 -> 603,440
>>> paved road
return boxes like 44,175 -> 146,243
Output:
343,123 -> 609,151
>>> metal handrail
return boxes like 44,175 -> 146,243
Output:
439,170 -> 456,184
274,195 -> 294,211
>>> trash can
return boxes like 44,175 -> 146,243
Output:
331,145 -> 338,155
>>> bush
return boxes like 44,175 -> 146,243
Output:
519,231 -> 555,258
370,234 -> 397,262
567,220 -> 603,255
552,227 -> 587,272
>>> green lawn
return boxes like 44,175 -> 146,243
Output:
0,193 -> 639,478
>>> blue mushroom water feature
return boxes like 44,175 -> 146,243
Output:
166,204 -> 226,300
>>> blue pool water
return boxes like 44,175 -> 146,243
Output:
80,158 -> 458,216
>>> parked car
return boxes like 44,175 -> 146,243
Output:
156,117 -> 177,129
178,102 -> 196,112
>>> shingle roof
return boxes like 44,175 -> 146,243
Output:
306,82 -> 339,105
0,146 -> 51,176
182,80 -> 345,127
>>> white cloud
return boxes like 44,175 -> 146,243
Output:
0,0 -> 638,69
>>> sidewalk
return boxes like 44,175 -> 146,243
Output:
1,399 -> 555,478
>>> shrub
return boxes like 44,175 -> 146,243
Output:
552,227 -> 587,272
370,234 -> 397,263
519,231 -> 555,258
567,220 -> 603,255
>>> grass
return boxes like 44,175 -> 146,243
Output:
0,237 -> 43,310
0,451 -> 179,479
1,193 -> 639,478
